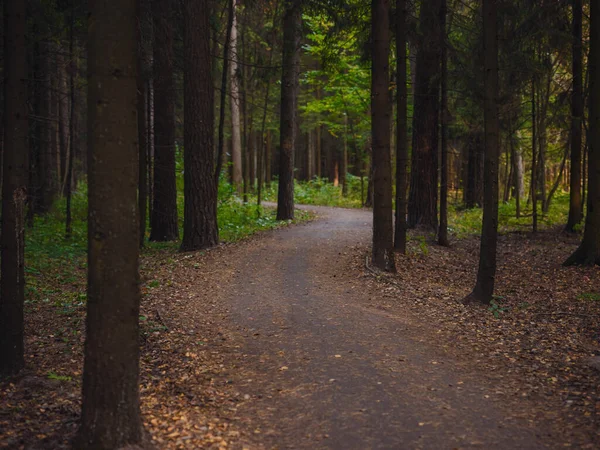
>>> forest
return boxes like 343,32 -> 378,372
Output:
1,0 -> 600,448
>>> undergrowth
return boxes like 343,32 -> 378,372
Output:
263,174 -> 365,208
25,177 -> 312,314
448,191 -> 572,237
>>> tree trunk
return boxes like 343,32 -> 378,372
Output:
150,0 -> 178,241
137,0 -> 150,247
257,39 -> 275,205
341,115 -> 348,195
181,0 -> 219,251
76,0 -> 146,444
215,0 -> 234,186
0,0 -> 28,376
463,0 -> 499,305
508,122 -> 523,219
565,0 -> 600,266
265,129 -> 272,185
438,0 -> 449,246
394,0 -> 408,253
276,0 -> 302,221
531,77 -> 538,233
371,0 -> 396,272
230,0 -> 243,194
566,0 -> 584,232
147,77 -> 154,223
58,50 -> 69,197
408,0 -> 443,230
38,40 -> 57,214
65,5 -> 76,238
465,132 -> 484,208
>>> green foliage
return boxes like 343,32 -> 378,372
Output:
448,191 -> 571,237
46,371 -> 72,382
489,297 -> 508,319
577,292 -> 600,302
264,175 -> 365,208
414,235 -> 429,257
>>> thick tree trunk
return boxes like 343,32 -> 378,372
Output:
408,0 -> 443,230
566,0 -> 584,232
394,0 -> 408,253
0,0 -> 28,376
181,0 -> 219,251
463,0 -> 499,305
371,0 -> 395,272
150,0 -> 178,241
76,0 -> 147,446
276,0 -> 302,221
230,0 -> 243,194
565,0 -> 600,266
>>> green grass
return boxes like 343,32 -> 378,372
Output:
448,191 -> 572,237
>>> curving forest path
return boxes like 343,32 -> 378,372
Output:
205,205 -> 560,449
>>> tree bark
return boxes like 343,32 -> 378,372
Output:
394,0 -> 408,253
75,0 -> 147,446
371,0 -> 396,272
566,0 -> 583,232
137,0 -> 151,247
565,0 -> 600,266
463,0 -> 499,305
230,0 -> 243,194
150,0 -> 178,241
408,0 -> 443,230
65,3 -> 76,238
438,0 -> 449,246
276,0 -> 302,221
181,0 -> 219,251
215,0 -> 234,186
38,40 -> 57,214
531,77 -> 538,233
0,0 -> 28,376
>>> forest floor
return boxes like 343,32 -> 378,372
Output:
2,205 -> 600,449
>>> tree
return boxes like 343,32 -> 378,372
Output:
0,0 -> 28,376
564,0 -> 600,266
150,0 -> 178,241
463,0 -> 499,304
277,0 -> 302,221
407,0 -> 443,230
137,0 -> 151,247
394,0 -> 408,253
65,0 -> 76,238
371,0 -> 396,272
438,0 -> 449,247
75,0 -> 146,446
181,0 -> 219,251
215,0 -> 235,186
230,0 -> 243,194
566,0 -> 583,233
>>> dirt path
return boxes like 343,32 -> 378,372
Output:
209,206 -> 560,449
